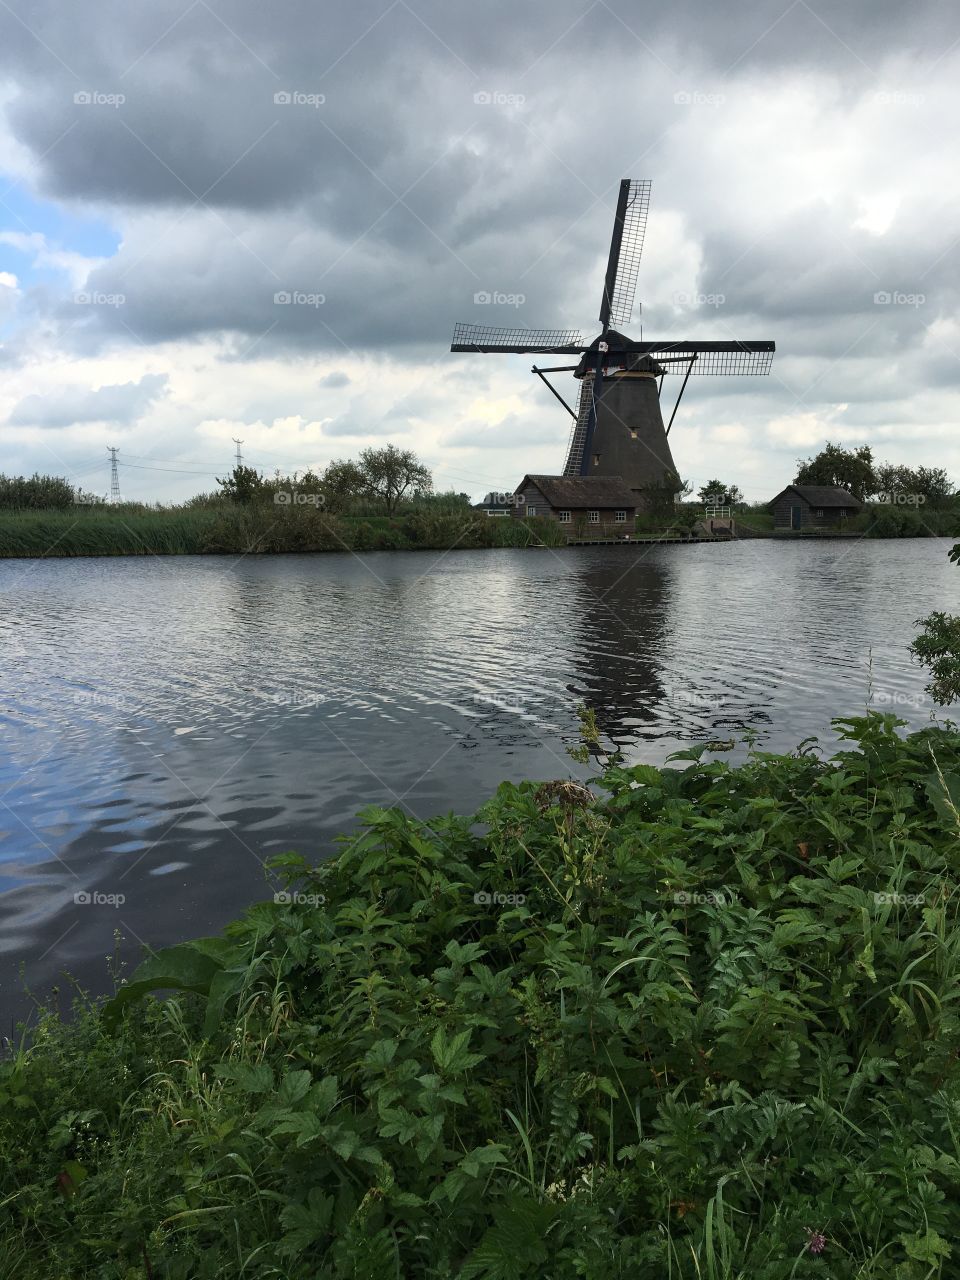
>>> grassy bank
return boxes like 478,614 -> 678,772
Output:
0,507 -> 568,557
1,504 -> 956,557
3,714 -> 960,1277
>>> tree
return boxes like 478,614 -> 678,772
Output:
319,460 -> 367,513
914,467 -> 955,507
358,445 -> 432,513
698,479 -> 744,505
875,463 -> 955,507
215,464 -> 265,505
794,442 -> 877,501
911,610 -> 960,704
635,471 -> 691,516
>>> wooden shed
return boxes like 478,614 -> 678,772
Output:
511,474 -> 638,536
768,484 -> 862,530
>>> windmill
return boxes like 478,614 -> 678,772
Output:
450,179 -> 774,498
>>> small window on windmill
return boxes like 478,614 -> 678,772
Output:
593,454 -> 600,466
558,510 -> 571,523
588,510 -> 600,524
629,428 -> 637,439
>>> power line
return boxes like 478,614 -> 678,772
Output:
120,462 -> 223,476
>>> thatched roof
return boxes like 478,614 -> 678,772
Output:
770,484 -> 862,509
517,474 -> 638,508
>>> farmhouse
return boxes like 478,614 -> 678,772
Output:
511,475 -> 638,534
769,484 -> 862,530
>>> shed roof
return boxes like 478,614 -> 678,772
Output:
517,474 -> 639,508
769,484 -> 862,509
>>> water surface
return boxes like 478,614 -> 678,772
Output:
0,540 -> 954,1025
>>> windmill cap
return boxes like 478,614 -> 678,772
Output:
575,331 -> 663,378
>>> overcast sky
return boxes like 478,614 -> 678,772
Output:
0,0 -> 957,503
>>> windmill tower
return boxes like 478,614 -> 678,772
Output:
450,179 -> 774,500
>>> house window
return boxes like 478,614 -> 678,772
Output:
614,510 -> 627,522
816,508 -> 824,517
839,509 -> 847,518
526,506 -> 536,517
588,510 -> 600,524
558,510 -> 571,523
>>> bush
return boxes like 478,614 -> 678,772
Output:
3,715 -> 960,1277
0,473 -> 76,510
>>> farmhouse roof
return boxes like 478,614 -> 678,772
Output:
517,474 -> 639,508
770,484 -> 862,508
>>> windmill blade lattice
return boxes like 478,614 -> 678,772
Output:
451,323 -> 583,353
606,179 -> 651,329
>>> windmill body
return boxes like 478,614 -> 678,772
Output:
450,179 -> 775,510
562,342 -> 677,490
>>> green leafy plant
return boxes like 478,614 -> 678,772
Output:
3,715 -> 960,1276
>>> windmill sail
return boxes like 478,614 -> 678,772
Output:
600,179 -> 651,330
451,323 -> 583,353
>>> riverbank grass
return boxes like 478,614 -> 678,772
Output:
2,713 -> 960,1277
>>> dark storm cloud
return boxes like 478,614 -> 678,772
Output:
1,0 -> 959,405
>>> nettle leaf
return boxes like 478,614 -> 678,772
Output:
309,1076 -> 339,1116
277,1070 -> 312,1106
900,1228 -> 952,1263
630,764 -> 664,787
323,1125 -> 361,1160
379,1106 -> 420,1144
278,1188 -> 333,1258
443,940 -> 487,966
363,1039 -> 398,1072
216,1062 -> 274,1094
431,1027 -> 485,1075
459,1144 -> 508,1177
